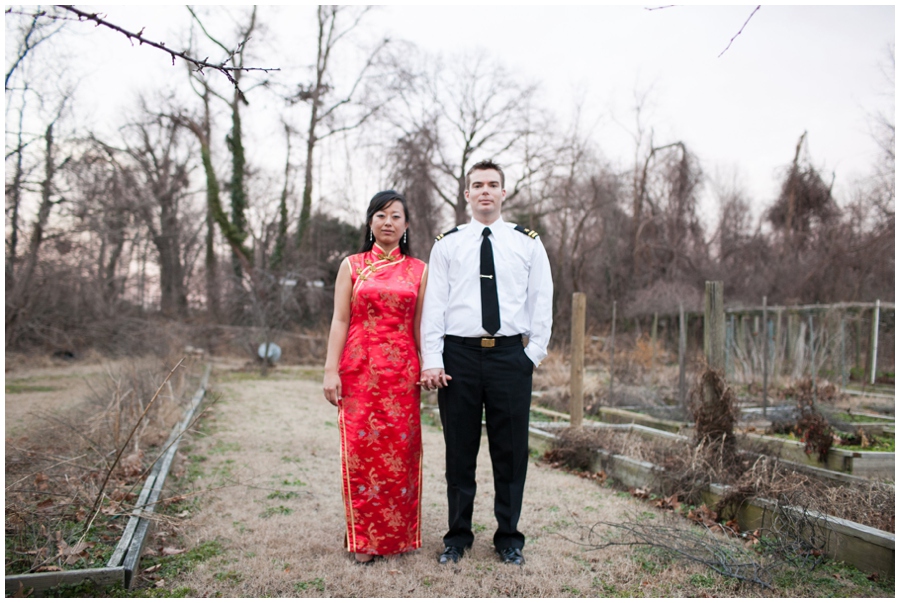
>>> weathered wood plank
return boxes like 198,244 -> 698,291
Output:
5,567 -> 124,596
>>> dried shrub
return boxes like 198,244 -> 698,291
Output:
794,406 -> 833,462
769,382 -> 837,463
540,423 -> 894,534
545,427 -> 600,471
688,369 -> 737,453
778,378 -> 841,405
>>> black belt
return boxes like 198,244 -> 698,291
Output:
445,334 -> 523,349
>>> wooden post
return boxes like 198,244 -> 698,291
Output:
855,312 -> 862,378
787,312 -> 797,370
725,314 -> 734,379
870,300 -> 880,385
570,293 -> 586,428
651,312 -> 658,370
704,281 -> 725,371
762,296 -> 768,417
774,308 -> 783,377
809,313 -> 817,405
678,303 -> 686,406
840,315 -> 847,390
609,300 -> 617,405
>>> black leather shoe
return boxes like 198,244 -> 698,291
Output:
498,547 -> 524,565
438,545 -> 466,564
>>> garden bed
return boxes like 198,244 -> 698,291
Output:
5,356 -> 208,595
528,424 -> 895,578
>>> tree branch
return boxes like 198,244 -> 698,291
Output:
56,6 -> 279,95
719,5 -> 761,58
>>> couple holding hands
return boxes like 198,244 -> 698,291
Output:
322,160 -> 553,566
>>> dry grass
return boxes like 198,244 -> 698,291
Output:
149,365 -> 892,597
5,354 -> 204,576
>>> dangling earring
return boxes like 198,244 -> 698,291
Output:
402,231 -> 407,245
369,229 -> 374,242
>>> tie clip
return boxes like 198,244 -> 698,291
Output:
480,274 -> 493,279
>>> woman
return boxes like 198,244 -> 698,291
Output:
323,190 -> 427,564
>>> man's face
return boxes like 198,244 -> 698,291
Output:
465,169 -> 505,223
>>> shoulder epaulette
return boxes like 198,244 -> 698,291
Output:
514,224 -> 539,239
434,227 -> 459,242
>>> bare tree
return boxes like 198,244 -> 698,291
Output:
5,7 -> 65,90
291,5 -> 391,250
6,96 -> 70,345
119,109 -> 199,318
393,51 -> 539,228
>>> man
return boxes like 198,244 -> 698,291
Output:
420,159 -> 553,566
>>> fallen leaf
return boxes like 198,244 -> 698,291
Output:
36,498 -> 54,510
109,489 -> 136,502
388,569 -> 401,575
629,487 -> 650,499
75,509 -> 86,522
867,573 -> 880,582
143,564 -> 162,574
655,494 -> 679,510
58,540 -> 92,565
36,565 -> 62,572
161,546 -> 186,556
34,473 -> 49,490
10,582 -> 33,598
155,579 -> 166,588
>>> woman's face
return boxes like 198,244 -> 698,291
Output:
369,200 -> 408,250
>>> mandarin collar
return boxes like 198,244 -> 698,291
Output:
372,243 -> 402,260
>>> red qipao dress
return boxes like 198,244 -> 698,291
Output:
338,244 -> 426,556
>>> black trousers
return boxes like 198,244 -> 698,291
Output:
437,337 -> 533,551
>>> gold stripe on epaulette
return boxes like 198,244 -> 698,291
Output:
434,227 -> 459,242
514,224 -> 539,238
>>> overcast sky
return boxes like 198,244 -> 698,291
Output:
14,4 -> 895,226
370,4 -> 895,211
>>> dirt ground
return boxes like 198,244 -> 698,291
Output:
152,362 -> 764,598
5,355 -> 116,440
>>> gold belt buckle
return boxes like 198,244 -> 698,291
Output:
480,338 -> 495,348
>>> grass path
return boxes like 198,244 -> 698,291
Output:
158,364 -> 881,597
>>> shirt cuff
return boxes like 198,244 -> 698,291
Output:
523,343 -> 546,367
421,353 -> 444,371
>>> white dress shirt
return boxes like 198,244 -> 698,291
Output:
421,217 -> 553,370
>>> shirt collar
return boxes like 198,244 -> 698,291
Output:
467,216 -> 505,238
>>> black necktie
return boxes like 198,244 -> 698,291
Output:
480,227 -> 500,335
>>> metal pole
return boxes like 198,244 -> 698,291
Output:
570,293 -> 586,428
609,300 -> 617,405
870,300 -> 880,385
762,296 -> 768,417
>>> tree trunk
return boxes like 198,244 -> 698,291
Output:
6,122 -> 57,345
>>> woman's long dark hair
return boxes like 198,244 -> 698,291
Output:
359,190 -> 412,255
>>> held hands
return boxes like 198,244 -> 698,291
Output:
323,370 -> 342,406
419,368 -> 452,391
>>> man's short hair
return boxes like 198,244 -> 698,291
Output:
466,159 -> 505,189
